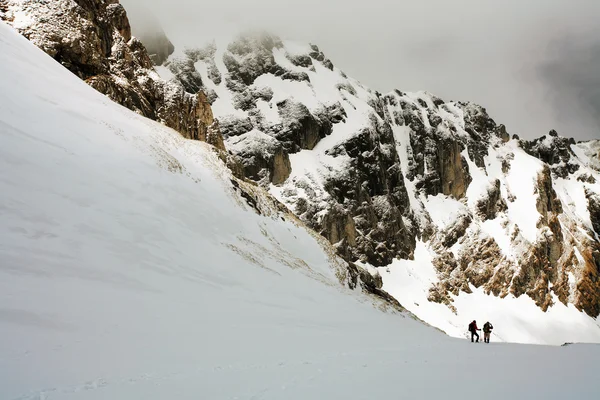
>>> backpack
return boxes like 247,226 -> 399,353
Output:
468,322 -> 475,332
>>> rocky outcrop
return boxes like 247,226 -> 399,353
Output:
576,242 -> 600,317
275,100 -> 330,152
587,189 -> 600,236
347,262 -> 405,312
227,131 -> 291,185
522,130 -> 579,178
476,180 -> 507,220
1,0 -> 217,143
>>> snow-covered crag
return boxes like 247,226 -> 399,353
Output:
156,33 -> 600,330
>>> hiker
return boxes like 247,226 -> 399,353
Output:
468,320 -> 481,342
483,321 -> 494,343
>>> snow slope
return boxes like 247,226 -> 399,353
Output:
381,242 -> 600,344
1,21 -> 600,399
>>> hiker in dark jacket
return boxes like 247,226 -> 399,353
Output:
483,321 -> 494,343
468,320 -> 481,342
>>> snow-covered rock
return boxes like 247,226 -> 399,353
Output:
155,31 -> 600,338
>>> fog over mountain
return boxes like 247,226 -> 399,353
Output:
121,0 -> 600,141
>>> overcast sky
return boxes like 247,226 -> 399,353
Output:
121,0 -> 600,141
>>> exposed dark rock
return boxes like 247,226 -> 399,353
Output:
252,86 -> 274,102
347,263 -> 404,311
227,131 -> 291,185
165,57 -> 204,93
286,53 -> 313,68
535,165 -> 564,222
577,173 -> 596,184
320,205 -> 357,247
476,180 -> 507,220
274,99 -> 330,152
412,134 -> 471,199
232,89 -> 258,111
587,189 -> 600,236
522,131 -> 580,178
320,117 -> 416,266
576,244 -> 600,317
271,66 -> 310,82
308,43 -> 334,70
441,213 -> 472,248
218,116 -> 254,138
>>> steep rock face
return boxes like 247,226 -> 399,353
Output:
1,0 -> 216,143
588,189 -> 600,236
411,134 -> 470,199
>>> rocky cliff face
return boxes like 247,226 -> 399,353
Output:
155,33 -> 600,319
0,0 -> 214,143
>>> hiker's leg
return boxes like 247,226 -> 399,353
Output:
475,332 -> 479,342
471,332 -> 474,342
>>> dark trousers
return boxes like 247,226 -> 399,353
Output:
471,331 -> 479,342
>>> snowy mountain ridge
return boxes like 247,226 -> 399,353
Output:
156,32 -> 600,342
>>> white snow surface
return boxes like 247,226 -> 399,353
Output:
421,194 -> 467,231
572,140 -> 600,172
504,142 -> 545,243
2,20 -> 600,399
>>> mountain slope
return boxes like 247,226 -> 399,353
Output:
157,33 -> 600,344
2,20 -> 600,400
